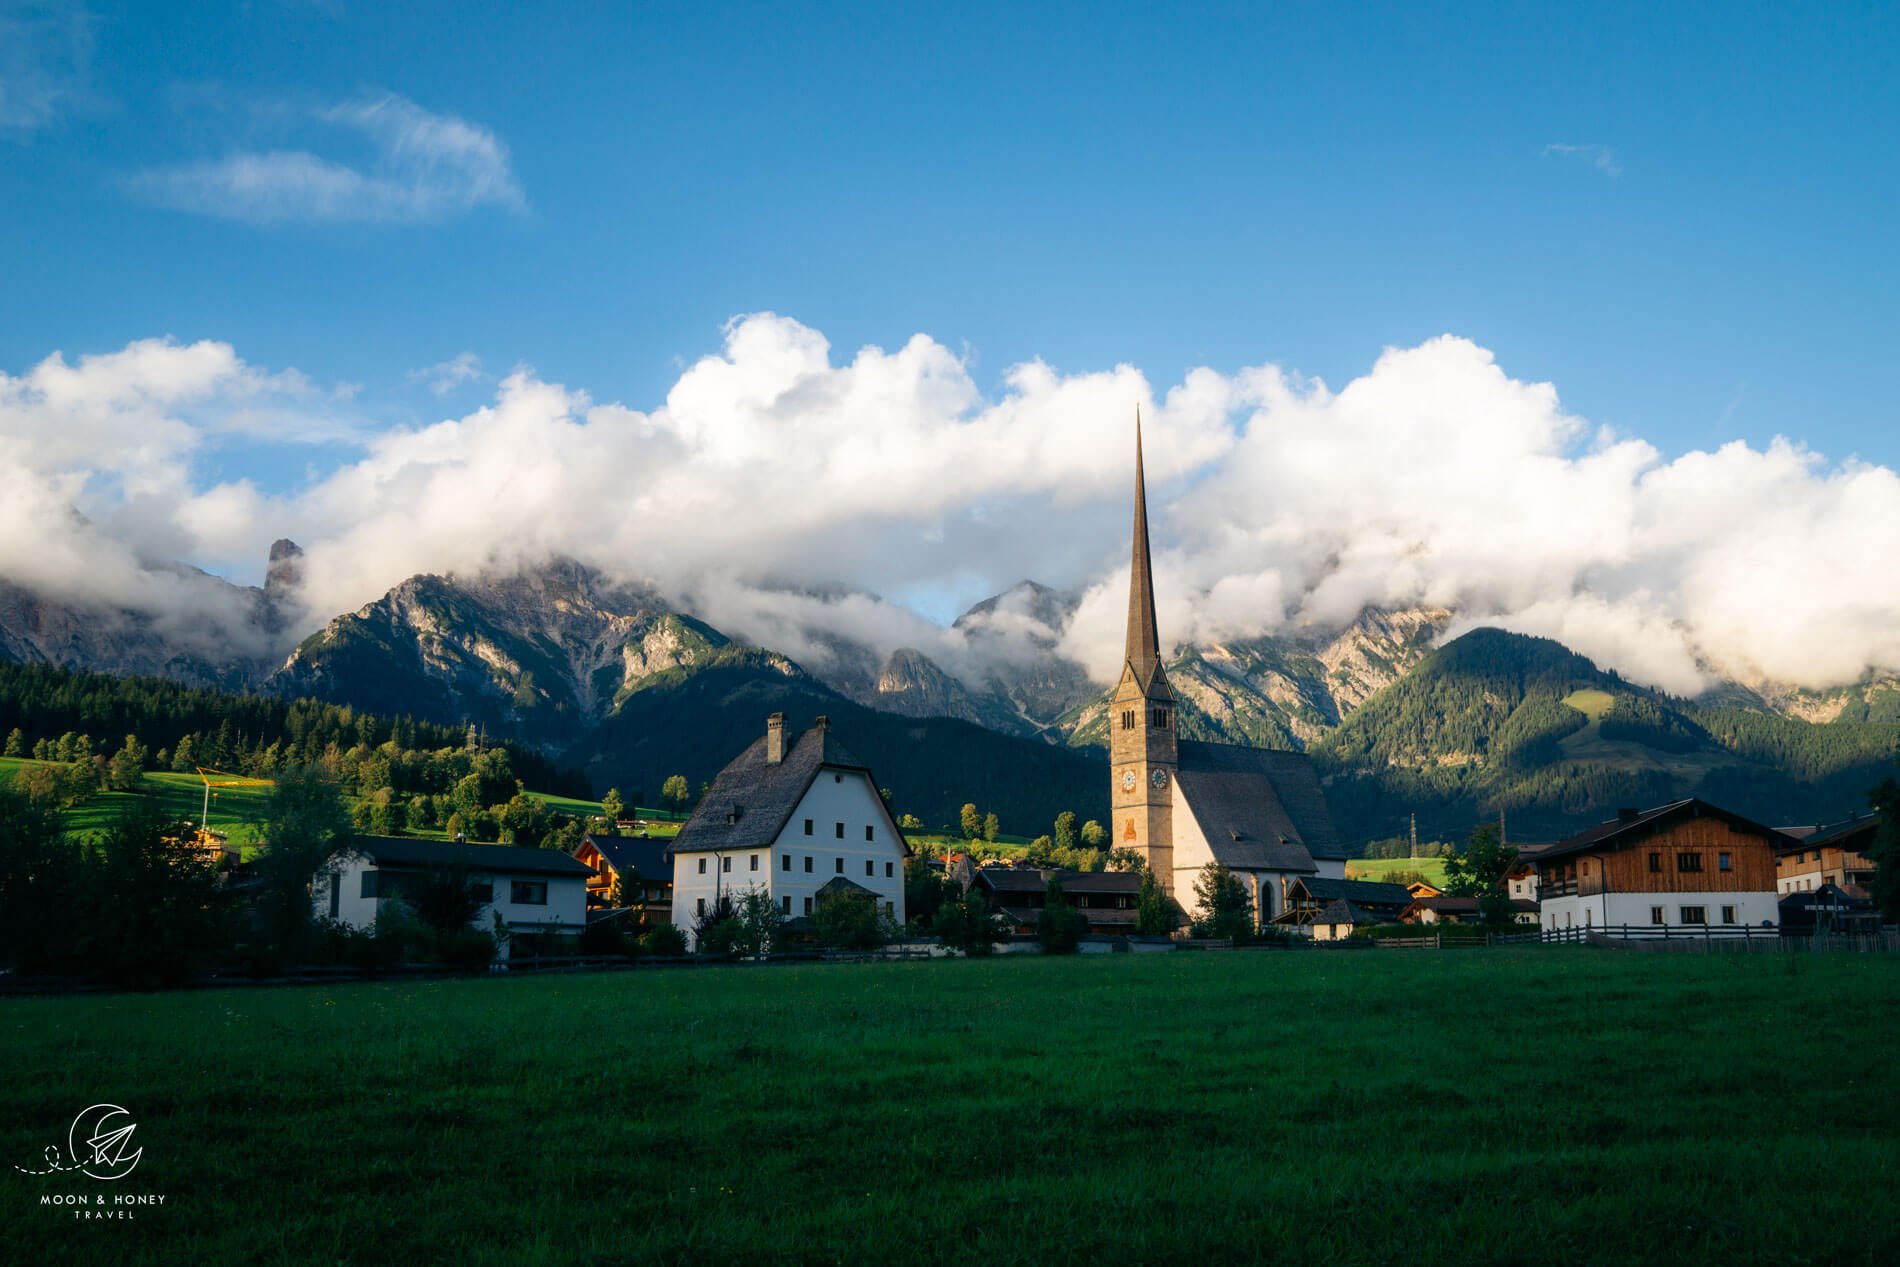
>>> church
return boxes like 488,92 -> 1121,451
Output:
1111,416 -> 1348,926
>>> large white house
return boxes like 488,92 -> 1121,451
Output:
317,835 -> 591,952
669,714 -> 908,948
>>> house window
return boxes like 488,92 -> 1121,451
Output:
834,773 -> 842,783
328,872 -> 340,918
361,870 -> 379,899
1648,852 -> 1662,873
782,895 -> 792,915
697,897 -> 706,916
803,819 -> 813,836
865,860 -> 874,877
886,861 -> 894,878
722,856 -> 732,873
885,902 -> 895,917
1720,905 -> 1737,924
1651,905 -> 1665,925
781,854 -> 791,872
834,822 -> 844,839
750,854 -> 759,872
803,896 -> 813,915
1677,853 -> 1703,873
865,825 -> 875,842
470,882 -> 493,904
835,857 -> 844,874
697,858 -> 707,875
1718,852 -> 1732,872
1680,905 -> 1707,924
804,856 -> 813,873
511,881 -> 548,906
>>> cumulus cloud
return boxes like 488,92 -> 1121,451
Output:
3,316 -> 1899,698
0,1 -> 93,132
131,93 -> 525,224
1544,142 -> 1622,178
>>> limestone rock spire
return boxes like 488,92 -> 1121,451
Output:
1125,407 -> 1162,687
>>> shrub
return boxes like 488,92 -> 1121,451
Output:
643,923 -> 687,957
936,890 -> 1005,956
437,926 -> 499,971
1037,878 -> 1087,954
813,890 -> 887,950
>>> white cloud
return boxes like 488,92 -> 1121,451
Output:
4,316 -> 1900,699
0,1 -> 92,132
408,352 -> 485,396
132,93 -> 525,224
1544,142 -> 1622,178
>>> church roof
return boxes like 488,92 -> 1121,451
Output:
1124,410 -> 1163,692
668,721 -> 896,857
1173,739 -> 1347,871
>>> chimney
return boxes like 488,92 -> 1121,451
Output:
765,713 -> 786,764
814,714 -> 830,732
1617,807 -> 1640,823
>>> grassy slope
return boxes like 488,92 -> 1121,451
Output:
0,758 -> 653,847
2,952 -> 1895,1266
1346,855 -> 1452,886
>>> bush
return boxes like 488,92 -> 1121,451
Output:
643,924 -> 687,956
936,890 -> 1005,956
436,926 -> 499,971
1037,878 -> 1087,954
813,890 -> 888,950
696,917 -> 746,959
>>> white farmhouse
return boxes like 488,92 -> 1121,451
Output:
669,713 -> 908,949
317,835 -> 591,953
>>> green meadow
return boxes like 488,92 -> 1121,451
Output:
2,950 -> 1894,1266
1346,854 -> 1452,886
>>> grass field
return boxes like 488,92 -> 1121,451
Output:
2,951 -> 1895,1266
1346,854 -> 1451,885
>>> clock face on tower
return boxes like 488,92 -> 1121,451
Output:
1120,769 -> 1137,792
1151,768 -> 1169,788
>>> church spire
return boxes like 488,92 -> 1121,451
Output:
1125,407 -> 1162,687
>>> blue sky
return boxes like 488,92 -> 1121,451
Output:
5,0 -> 1897,475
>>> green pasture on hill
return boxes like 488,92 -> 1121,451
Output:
2,951 -> 1895,1266
0,757 -> 652,848
1346,854 -> 1452,886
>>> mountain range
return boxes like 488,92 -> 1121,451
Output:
1,548 -> 1894,845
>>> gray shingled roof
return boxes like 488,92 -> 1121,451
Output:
1789,812 -> 1879,854
345,835 -> 592,877
1295,876 -> 1413,908
1173,739 -> 1344,871
668,722 -> 903,857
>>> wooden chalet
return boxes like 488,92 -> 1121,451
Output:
972,868 -> 1143,936
1534,799 -> 1788,933
572,832 -> 673,923
1273,877 -> 1412,940
1775,812 -> 1880,898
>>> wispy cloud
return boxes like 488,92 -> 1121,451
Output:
1543,142 -> 1622,179
408,352 -> 485,396
131,92 -> 526,224
0,1 -> 94,133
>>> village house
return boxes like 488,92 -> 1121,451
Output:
317,835 -> 591,953
1109,416 -> 1347,927
572,832 -> 673,922
974,867 -> 1143,936
1534,800 -> 1786,932
667,713 -> 908,950
1274,876 -> 1412,940
1775,812 -> 1879,897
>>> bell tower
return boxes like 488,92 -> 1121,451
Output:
1109,409 -> 1178,891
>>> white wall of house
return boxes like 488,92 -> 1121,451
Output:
672,767 -> 906,948
1540,889 -> 1778,931
1169,798 -> 1317,924
315,853 -> 587,937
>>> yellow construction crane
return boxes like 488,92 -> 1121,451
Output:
194,767 -> 272,856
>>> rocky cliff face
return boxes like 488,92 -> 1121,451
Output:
267,559 -> 802,741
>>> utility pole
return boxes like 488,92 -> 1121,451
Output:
1409,812 -> 1418,856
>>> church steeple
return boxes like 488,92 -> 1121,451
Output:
1125,407 -> 1162,689
1110,406 -> 1177,894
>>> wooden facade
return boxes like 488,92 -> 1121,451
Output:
1539,816 -> 1775,899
